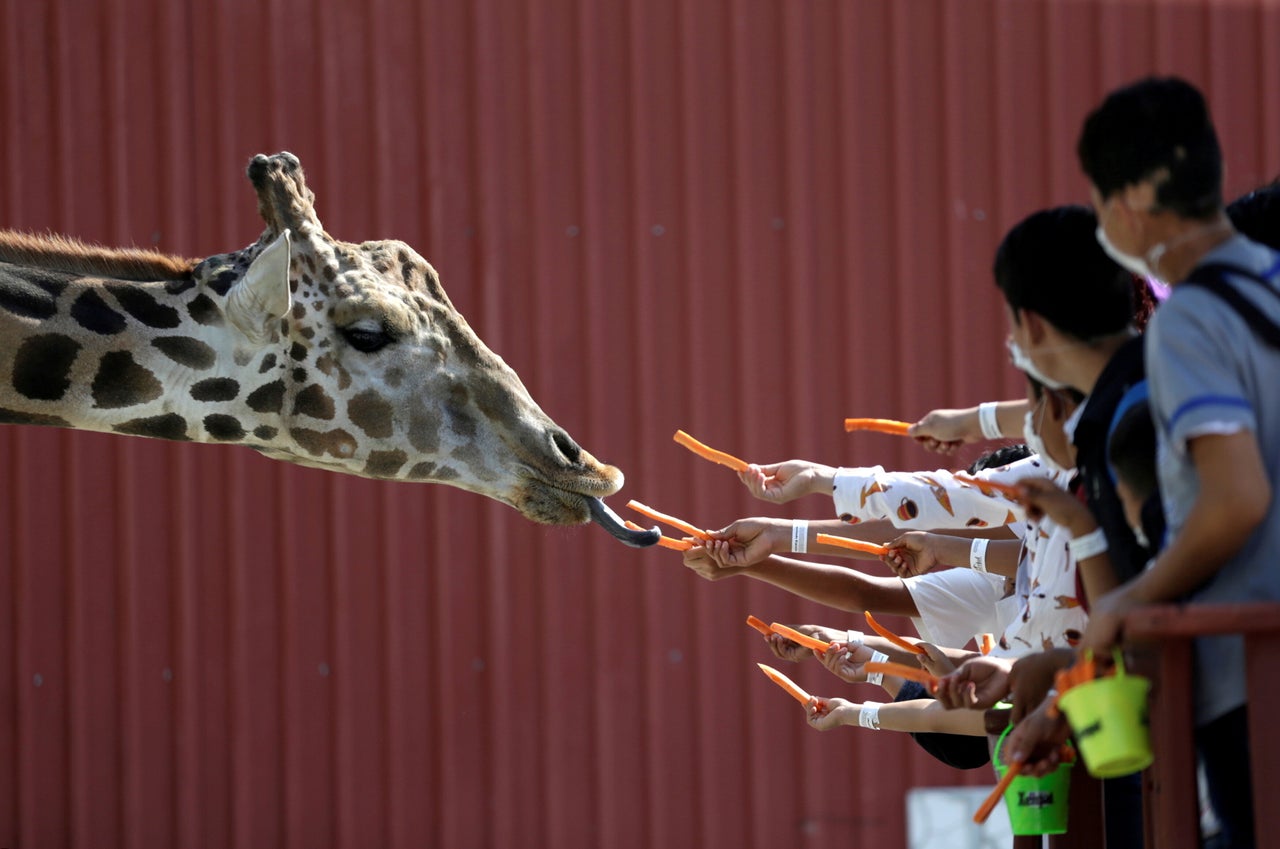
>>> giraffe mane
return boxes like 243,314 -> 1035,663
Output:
0,230 -> 196,281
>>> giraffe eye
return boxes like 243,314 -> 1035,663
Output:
341,324 -> 393,353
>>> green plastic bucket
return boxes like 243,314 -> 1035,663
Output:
992,724 -> 1073,836
1057,651 -> 1153,778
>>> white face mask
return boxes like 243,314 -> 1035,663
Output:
1096,225 -> 1155,279
1007,338 -> 1068,390
1022,409 -> 1073,476
1096,199 -> 1229,284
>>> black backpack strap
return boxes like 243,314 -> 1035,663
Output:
1183,261 -> 1280,349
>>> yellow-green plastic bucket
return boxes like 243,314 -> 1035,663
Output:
1057,651 -> 1153,778
992,724 -> 1073,836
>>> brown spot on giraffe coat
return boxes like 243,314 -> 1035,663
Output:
13,334 -> 80,400
115,413 -> 190,441
0,268 -> 63,319
364,449 -> 407,477
291,427 -> 356,458
204,414 -> 246,441
104,283 -> 182,328
190,378 -> 241,402
91,351 -> 163,409
70,289 -> 127,335
347,389 -> 394,438
0,408 -> 72,427
294,384 -> 334,419
152,336 -> 216,370
246,380 -> 286,414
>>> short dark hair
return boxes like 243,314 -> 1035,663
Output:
1077,76 -> 1223,219
1108,399 -> 1157,501
993,206 -> 1135,340
967,443 -> 1033,475
1227,177 -> 1280,250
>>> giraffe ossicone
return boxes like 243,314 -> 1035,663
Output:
0,151 -> 658,547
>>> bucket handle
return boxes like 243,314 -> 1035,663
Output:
1110,648 -> 1127,679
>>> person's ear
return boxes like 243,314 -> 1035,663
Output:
1019,308 -> 1049,344
1125,181 -> 1156,211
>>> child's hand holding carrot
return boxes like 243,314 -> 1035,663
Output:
763,633 -> 817,663
814,640 -> 878,684
933,655 -> 1015,711
882,531 -> 944,578
907,407 -> 985,455
1001,696 -> 1073,778
737,460 -> 837,504
681,544 -> 741,582
762,624 -> 849,663
701,517 -> 792,568
805,696 -> 860,731
915,642 -> 959,679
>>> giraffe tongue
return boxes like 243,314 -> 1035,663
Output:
588,498 -> 661,548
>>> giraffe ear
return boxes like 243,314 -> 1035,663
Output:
226,231 -> 293,344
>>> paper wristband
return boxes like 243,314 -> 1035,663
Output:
846,629 -> 865,649
791,520 -> 809,554
978,402 -> 1004,439
859,702 -> 883,730
1068,527 -> 1109,560
866,650 -> 890,686
969,538 -> 989,573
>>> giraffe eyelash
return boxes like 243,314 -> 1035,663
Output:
340,323 -> 394,353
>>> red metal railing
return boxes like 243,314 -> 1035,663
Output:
1126,602 -> 1280,849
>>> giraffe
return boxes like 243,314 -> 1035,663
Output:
0,152 -> 657,547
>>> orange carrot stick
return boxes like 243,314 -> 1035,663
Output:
625,500 -> 711,541
745,615 -> 773,637
864,661 -> 938,689
757,663 -> 814,706
974,761 -> 1023,824
844,418 -> 912,436
624,520 -> 693,551
864,611 -> 928,655
769,623 -> 831,654
956,473 -> 1025,502
979,633 -> 995,655
673,429 -> 750,473
815,533 -> 890,556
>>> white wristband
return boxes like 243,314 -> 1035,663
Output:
978,402 -> 1004,439
791,520 -> 809,554
846,629 -> 864,649
969,538 -> 989,573
858,702 -> 883,730
1068,527 -> 1109,560
866,650 -> 890,686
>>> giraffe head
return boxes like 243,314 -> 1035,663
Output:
183,153 -> 656,545
0,154 -> 656,544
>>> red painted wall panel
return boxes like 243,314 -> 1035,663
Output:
1,1 -> 1277,847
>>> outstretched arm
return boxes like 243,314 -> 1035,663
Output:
807,696 -> 987,735
908,400 -> 1030,455
682,547 -> 919,619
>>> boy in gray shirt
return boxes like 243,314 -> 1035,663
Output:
1077,75 -> 1277,849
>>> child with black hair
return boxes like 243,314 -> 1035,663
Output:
1227,177 -> 1280,251
1107,384 -> 1164,556
1014,74 -> 1280,849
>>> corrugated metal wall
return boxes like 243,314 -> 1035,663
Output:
1,1 -> 1276,847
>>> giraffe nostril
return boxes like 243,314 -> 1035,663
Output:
552,431 -> 582,466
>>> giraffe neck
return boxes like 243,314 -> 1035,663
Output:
0,259 -> 280,445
